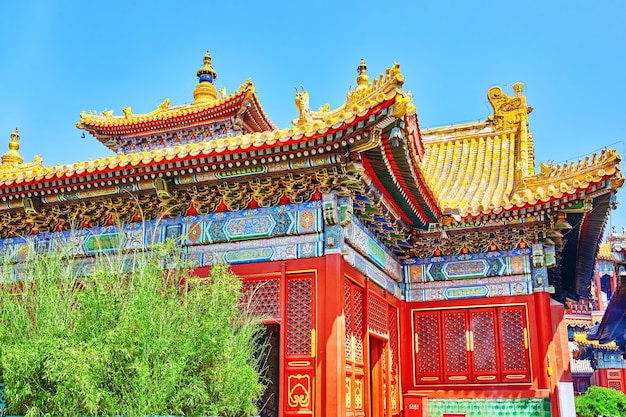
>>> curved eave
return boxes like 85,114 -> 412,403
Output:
242,89 -> 276,132
0,97 -> 392,190
361,135 -> 438,228
574,192 -> 613,296
77,83 -> 274,140
591,275 -> 626,346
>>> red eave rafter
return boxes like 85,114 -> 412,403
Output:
382,139 -> 440,221
380,140 -> 432,225
361,155 -> 414,226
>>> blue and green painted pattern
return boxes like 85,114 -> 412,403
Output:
427,397 -> 551,417
343,246 -> 402,297
0,202 -> 323,258
186,233 -> 323,265
406,273 -> 533,302
403,249 -> 534,302
345,217 -> 402,281
405,249 -> 532,282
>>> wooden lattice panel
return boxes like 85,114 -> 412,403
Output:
241,278 -> 280,319
368,294 -> 388,336
500,309 -> 527,371
353,288 -> 364,362
344,283 -> 353,358
609,380 -> 622,391
388,307 -> 400,413
388,308 -> 399,371
472,310 -> 498,373
287,277 -> 312,355
443,311 -> 468,373
415,312 -> 441,375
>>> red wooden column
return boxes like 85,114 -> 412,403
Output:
594,272 -> 605,311
316,253 -> 346,417
533,291 -> 553,390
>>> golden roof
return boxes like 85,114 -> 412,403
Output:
76,79 -> 256,129
573,331 -> 618,350
0,62 -> 414,186
597,243 -> 615,260
421,84 -> 623,217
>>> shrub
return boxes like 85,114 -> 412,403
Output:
575,385 -> 626,417
0,241 -> 267,417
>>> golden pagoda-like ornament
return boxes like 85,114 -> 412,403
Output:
0,128 -> 44,178
193,51 -> 218,104
1,128 -> 24,167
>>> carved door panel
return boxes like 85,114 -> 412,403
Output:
413,310 -> 443,384
498,306 -> 531,383
469,308 -> 500,383
344,282 -> 366,417
284,273 -> 316,417
442,310 -> 471,384
258,324 -> 280,417
370,336 -> 389,417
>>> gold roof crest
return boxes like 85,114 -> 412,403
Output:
0,128 -> 44,179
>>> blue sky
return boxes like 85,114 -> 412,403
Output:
1,1 -> 625,230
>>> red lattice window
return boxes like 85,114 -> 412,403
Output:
413,305 -> 530,385
609,380 -> 622,391
608,369 -> 621,379
471,310 -> 497,372
241,278 -> 280,319
443,311 -> 469,375
500,308 -> 526,371
414,312 -> 442,379
287,277 -> 312,355
353,288 -> 364,362
344,283 -> 353,358
368,295 -> 388,336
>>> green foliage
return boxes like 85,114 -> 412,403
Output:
575,385 -> 626,417
0,241 -> 266,417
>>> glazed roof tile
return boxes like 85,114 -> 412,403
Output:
573,331 -> 619,350
420,111 -> 623,218
598,243 -> 616,260
570,358 -> 594,375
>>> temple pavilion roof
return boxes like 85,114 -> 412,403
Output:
420,84 -> 623,218
570,358 -> 594,375
0,56 -> 440,237
76,52 -> 276,153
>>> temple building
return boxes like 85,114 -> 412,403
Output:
566,240 -> 625,395
562,229 -> 626,398
0,52 -> 623,417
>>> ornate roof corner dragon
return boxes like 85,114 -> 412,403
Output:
487,82 -> 533,131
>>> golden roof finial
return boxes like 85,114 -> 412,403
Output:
355,58 -> 369,91
1,127 -> 24,167
193,50 -> 219,104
